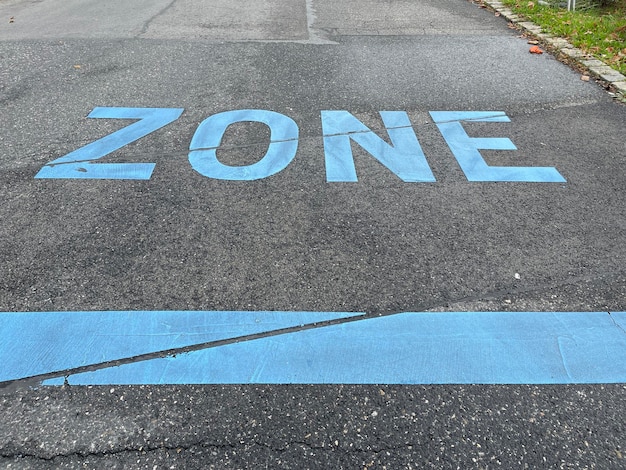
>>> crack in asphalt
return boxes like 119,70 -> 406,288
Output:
608,311 -> 626,336
137,0 -> 179,37
0,439 -> 418,462
0,441 -> 234,462
0,312 -> 367,391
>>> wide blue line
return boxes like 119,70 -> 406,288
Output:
36,311 -> 626,385
0,310 -> 363,382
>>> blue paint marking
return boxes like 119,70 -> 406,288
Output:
41,311 -> 626,385
321,111 -> 436,182
0,310 -> 362,382
0,311 -> 621,385
34,108 -> 568,183
430,111 -> 566,182
35,107 -> 184,180
188,109 -> 299,180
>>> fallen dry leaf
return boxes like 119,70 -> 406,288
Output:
581,75 -> 590,81
529,45 -> 543,54
528,40 -> 539,45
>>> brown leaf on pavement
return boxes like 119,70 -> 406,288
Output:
529,45 -> 544,54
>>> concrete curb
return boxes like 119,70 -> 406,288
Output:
482,0 -> 626,101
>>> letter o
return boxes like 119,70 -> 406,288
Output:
188,109 -> 299,180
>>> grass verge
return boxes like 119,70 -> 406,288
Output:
500,0 -> 626,74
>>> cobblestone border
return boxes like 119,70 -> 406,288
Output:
482,0 -> 626,101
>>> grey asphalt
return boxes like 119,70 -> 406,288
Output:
1,0 -> 625,468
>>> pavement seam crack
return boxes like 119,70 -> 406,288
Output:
0,313 -> 369,389
189,122 -> 426,153
608,312 -> 626,336
43,158 -> 114,168
0,440 -> 233,461
47,112 -> 510,165
1,440 -> 417,461
137,0 -> 178,37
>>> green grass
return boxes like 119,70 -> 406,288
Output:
500,0 -> 626,74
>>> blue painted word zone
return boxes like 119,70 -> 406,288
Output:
35,108 -> 566,183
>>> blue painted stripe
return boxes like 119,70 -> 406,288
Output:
38,311 -> 626,385
0,310 -> 363,382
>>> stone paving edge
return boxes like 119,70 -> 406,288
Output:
481,0 -> 626,102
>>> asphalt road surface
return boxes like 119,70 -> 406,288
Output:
1,0 -> 625,468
